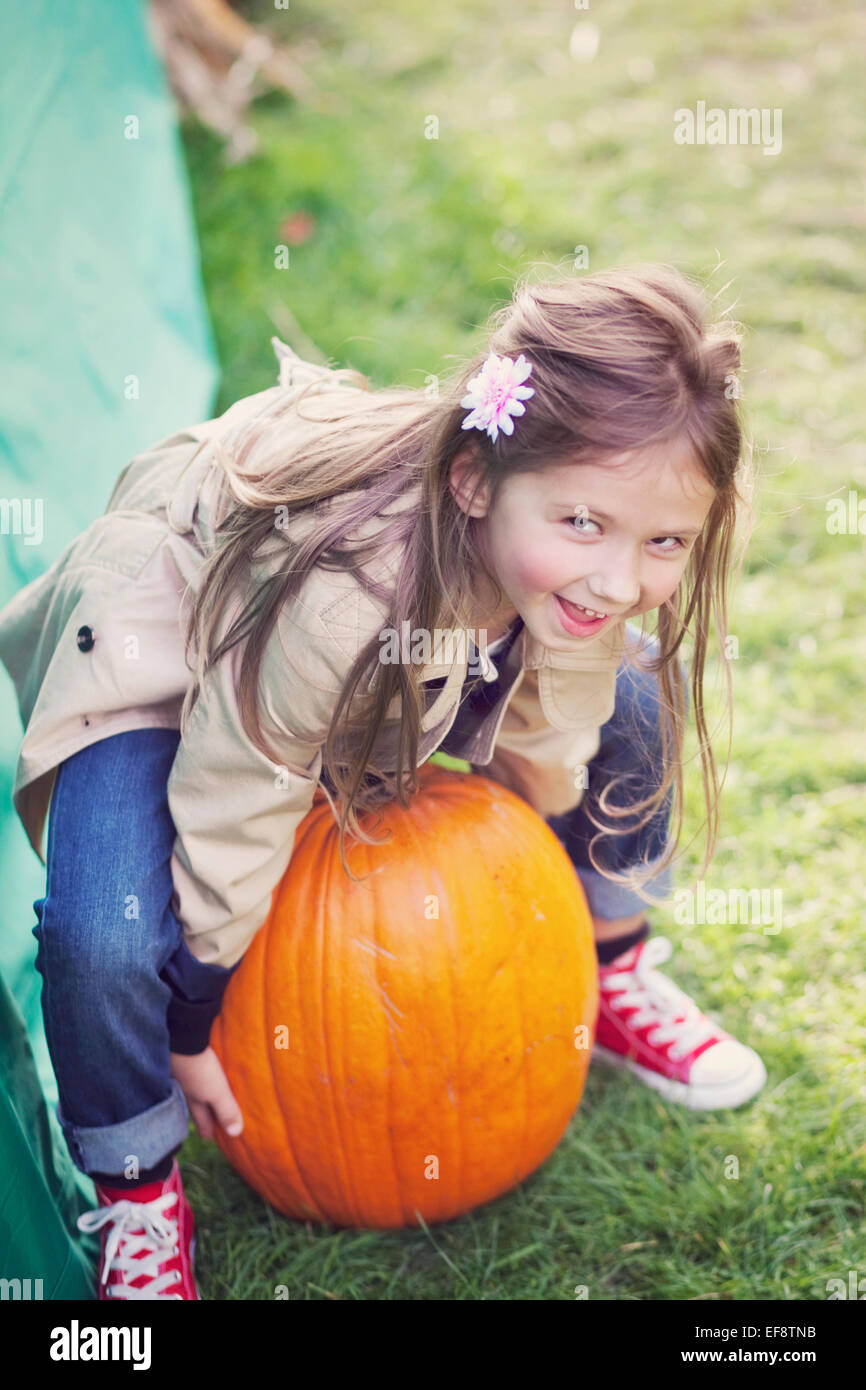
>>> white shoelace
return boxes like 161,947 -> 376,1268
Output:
601,935 -> 719,1061
77,1192 -> 182,1299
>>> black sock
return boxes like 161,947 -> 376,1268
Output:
595,919 -> 650,965
91,1146 -> 180,1190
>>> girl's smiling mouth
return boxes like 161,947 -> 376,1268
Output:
554,593 -> 615,635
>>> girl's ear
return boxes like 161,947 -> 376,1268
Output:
449,445 -> 491,518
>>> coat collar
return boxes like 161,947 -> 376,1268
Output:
319,582 -> 626,734
526,618 -> 626,730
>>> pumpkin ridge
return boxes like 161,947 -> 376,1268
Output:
318,811 -> 365,1227
410,773 -> 456,1225
371,825 -> 411,1229
439,777 -> 466,1221
511,797 -> 538,1185
264,873 -> 322,1220
480,782 -> 525,1198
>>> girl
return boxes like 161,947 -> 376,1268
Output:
0,263 -> 766,1301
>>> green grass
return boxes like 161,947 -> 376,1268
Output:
178,0 -> 866,1299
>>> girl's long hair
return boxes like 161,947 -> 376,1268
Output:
179,262 -> 753,897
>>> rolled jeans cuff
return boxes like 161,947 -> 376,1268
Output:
575,853 -> 674,921
57,1078 -> 191,1179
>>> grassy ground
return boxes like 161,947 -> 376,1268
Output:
178,0 -> 866,1299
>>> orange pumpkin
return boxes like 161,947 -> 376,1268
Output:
210,763 -> 598,1228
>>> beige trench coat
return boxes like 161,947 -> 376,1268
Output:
0,343 -> 626,971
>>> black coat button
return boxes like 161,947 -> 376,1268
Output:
76,625 -> 95,652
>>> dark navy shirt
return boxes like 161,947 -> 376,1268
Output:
435,618 -> 523,760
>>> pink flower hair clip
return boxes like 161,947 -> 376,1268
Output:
460,351 -> 535,443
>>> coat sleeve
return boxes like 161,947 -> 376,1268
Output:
163,600 -> 345,1049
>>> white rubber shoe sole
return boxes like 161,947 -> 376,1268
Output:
592,1040 -> 767,1110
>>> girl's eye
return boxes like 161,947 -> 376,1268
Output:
566,516 -> 685,552
567,514 -> 601,535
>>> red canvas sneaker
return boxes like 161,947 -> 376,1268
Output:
593,935 -> 767,1110
77,1156 -> 200,1299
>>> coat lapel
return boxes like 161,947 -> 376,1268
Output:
317,557 -> 627,739
517,619 -> 625,730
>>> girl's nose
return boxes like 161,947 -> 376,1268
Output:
586,567 -> 641,611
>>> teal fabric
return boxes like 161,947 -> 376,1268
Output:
0,975 -> 98,1298
0,0 -> 217,1292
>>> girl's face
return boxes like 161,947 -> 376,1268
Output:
449,434 -> 717,649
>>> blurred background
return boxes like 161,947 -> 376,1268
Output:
0,0 -> 863,1299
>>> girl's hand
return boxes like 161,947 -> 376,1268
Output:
170,1046 -> 244,1141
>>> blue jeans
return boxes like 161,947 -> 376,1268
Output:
32,628 -> 685,1178
32,727 -> 238,1178
545,628 -> 687,919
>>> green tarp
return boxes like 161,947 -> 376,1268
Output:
0,0 -> 217,1296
